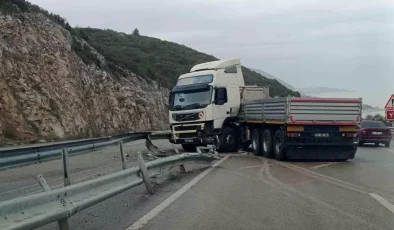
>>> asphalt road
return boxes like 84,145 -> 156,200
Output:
2,141 -> 394,229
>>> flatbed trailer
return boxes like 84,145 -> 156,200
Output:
235,97 -> 362,160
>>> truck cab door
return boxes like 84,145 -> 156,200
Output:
213,87 -> 229,129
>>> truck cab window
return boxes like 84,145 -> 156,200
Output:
215,88 -> 227,105
224,66 -> 237,73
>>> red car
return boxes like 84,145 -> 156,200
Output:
357,120 -> 392,147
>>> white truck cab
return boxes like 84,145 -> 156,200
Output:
169,59 -> 245,150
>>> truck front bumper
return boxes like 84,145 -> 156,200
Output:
170,137 -> 214,145
170,122 -> 214,145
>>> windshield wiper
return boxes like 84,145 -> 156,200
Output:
172,105 -> 184,110
184,103 -> 205,109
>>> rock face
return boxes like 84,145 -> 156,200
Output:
0,13 -> 169,143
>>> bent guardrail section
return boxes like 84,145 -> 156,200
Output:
0,152 -> 219,230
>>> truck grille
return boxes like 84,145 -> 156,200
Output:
179,133 -> 197,138
173,113 -> 199,121
174,126 -> 200,131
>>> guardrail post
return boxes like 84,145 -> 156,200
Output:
119,140 -> 127,170
137,151 -> 153,194
172,143 -> 180,154
62,148 -> 71,187
36,174 -> 51,191
196,147 -> 202,154
58,219 -> 69,230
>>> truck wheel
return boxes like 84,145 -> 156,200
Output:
181,144 -> 196,152
262,129 -> 273,158
273,129 -> 286,161
219,127 -> 238,152
385,142 -> 391,147
375,143 -> 380,147
252,128 -> 262,156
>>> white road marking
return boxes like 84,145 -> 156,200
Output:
276,160 -> 368,194
239,164 -> 265,170
126,155 -> 230,230
310,162 -> 339,169
379,147 -> 394,153
370,193 -> 394,214
238,164 -> 274,170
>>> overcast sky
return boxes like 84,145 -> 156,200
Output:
31,0 -> 394,107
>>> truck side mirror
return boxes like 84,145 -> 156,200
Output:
169,92 -> 173,106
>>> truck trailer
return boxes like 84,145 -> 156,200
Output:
168,59 -> 361,160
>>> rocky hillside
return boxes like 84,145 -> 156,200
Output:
0,11 -> 168,144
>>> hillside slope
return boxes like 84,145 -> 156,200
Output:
250,68 -> 295,90
76,28 -> 300,97
0,2 -> 168,144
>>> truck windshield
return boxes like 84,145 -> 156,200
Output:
176,75 -> 213,86
171,87 -> 212,111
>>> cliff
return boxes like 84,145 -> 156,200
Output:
0,12 -> 169,144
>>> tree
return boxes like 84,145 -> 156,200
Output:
365,113 -> 393,126
132,28 -> 140,36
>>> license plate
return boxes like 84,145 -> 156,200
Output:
372,132 -> 382,135
315,133 -> 330,137
184,139 -> 194,143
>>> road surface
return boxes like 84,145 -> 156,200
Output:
1,141 -> 394,229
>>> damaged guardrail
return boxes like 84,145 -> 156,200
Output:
0,145 -> 219,230
0,131 -> 172,170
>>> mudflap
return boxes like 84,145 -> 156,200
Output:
285,146 -> 357,160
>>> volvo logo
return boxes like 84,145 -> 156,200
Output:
172,114 -> 176,120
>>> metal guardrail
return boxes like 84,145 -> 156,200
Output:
389,127 -> 394,140
0,131 -> 171,170
0,150 -> 219,230
0,131 -> 165,158
0,136 -> 110,157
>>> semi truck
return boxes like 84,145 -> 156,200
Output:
168,59 -> 361,160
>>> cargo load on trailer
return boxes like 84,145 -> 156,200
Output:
168,59 -> 361,160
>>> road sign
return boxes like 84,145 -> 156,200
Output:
386,110 -> 394,121
384,94 -> 394,109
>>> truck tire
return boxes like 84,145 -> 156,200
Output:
385,142 -> 391,147
273,129 -> 286,161
219,127 -> 238,152
252,128 -> 262,156
181,144 -> 196,152
262,129 -> 273,158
